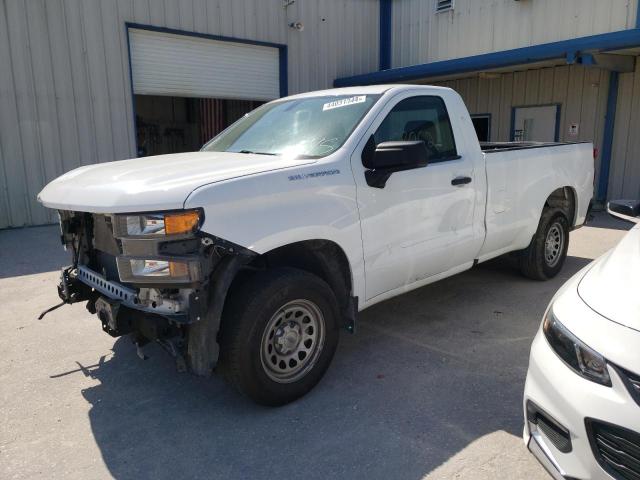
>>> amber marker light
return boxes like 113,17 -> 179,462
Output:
164,210 -> 201,235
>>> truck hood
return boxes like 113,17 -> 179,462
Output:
578,224 -> 640,332
38,151 -> 315,213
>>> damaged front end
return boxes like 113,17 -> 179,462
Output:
45,209 -> 256,375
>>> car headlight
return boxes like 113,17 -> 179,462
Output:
116,257 -> 201,283
543,310 -> 612,386
112,209 -> 203,283
114,210 -> 202,237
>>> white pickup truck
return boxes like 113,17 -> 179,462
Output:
38,85 -> 594,405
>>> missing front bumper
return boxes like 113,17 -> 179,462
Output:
57,265 -> 207,326
94,295 -> 180,339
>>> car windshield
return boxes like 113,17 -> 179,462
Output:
201,94 -> 381,158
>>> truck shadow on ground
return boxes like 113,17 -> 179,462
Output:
70,254 -> 592,480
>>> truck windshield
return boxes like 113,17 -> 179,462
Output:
201,94 -> 381,158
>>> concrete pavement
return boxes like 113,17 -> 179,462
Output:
0,213 -> 630,480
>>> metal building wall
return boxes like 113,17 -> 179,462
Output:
609,61 -> 640,200
433,65 -> 610,186
392,0 -> 638,68
0,0 -> 379,228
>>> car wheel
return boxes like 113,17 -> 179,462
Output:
219,267 -> 339,406
519,208 -> 570,281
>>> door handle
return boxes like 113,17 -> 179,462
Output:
451,176 -> 472,186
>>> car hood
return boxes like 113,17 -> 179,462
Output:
38,151 -> 315,213
578,224 -> 640,332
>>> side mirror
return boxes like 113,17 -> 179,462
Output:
362,138 -> 429,188
607,199 -> 640,224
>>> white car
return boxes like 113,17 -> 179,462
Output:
524,200 -> 640,480
38,85 -> 594,405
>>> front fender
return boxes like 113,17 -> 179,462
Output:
183,160 -> 366,301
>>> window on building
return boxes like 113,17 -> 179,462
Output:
436,0 -> 454,13
471,115 -> 491,143
512,105 -> 560,142
374,96 -> 458,162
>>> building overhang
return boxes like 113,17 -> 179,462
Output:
335,28 -> 640,87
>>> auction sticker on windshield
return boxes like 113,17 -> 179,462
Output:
323,96 -> 367,111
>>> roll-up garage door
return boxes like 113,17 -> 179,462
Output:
128,28 -> 281,101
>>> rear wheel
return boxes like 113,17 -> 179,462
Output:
219,267 -> 339,406
519,208 -> 570,280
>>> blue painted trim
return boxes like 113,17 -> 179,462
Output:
580,53 -> 596,65
279,46 -> 289,97
555,104 -> 562,142
598,71 -> 619,202
509,108 -> 516,142
379,0 -> 392,70
124,24 -> 139,156
125,22 -> 288,97
334,28 -> 640,86
125,22 -> 287,50
510,104 -> 561,142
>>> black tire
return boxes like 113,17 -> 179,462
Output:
519,208 -> 570,280
219,267 -> 339,406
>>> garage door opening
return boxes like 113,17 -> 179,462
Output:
127,26 -> 285,157
134,95 -> 263,156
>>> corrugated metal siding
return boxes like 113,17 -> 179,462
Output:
0,0 -> 379,228
392,0 -> 638,68
610,61 -> 640,199
432,65 -> 610,187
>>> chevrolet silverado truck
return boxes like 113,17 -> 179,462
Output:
38,85 -> 594,405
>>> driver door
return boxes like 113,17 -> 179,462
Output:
352,93 -> 482,301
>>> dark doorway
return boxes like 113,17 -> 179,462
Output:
134,95 -> 263,157
471,115 -> 491,142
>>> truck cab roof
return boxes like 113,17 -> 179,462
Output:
280,84 -> 455,101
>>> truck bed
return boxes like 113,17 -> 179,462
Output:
477,141 -> 594,263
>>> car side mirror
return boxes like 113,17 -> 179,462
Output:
607,199 -> 640,224
362,137 -> 429,188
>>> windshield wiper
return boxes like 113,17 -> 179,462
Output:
237,150 -> 277,156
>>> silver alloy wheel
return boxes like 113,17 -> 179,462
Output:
545,222 -> 565,267
260,299 -> 325,384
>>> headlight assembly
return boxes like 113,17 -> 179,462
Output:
116,257 -> 201,284
112,209 -> 204,284
114,210 -> 202,237
543,309 -> 611,386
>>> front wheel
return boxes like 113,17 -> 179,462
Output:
519,208 -> 570,280
219,268 -> 339,406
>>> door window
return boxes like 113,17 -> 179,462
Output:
373,96 -> 458,162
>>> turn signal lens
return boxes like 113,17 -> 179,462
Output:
169,260 -> 189,277
164,211 -> 201,235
